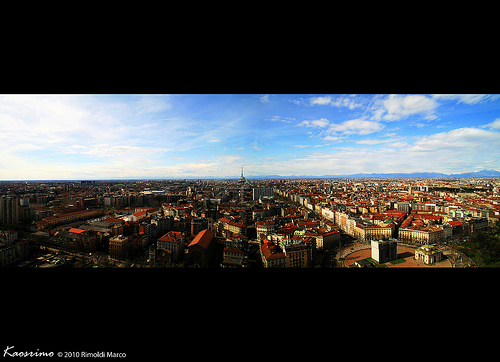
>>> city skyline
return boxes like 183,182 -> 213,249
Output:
1,94 -> 500,180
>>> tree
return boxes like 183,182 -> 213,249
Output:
465,230 -> 500,266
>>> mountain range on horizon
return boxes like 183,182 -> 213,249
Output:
126,169 -> 500,180
241,169 -> 500,180
3,169 -> 500,182
229,169 -> 500,180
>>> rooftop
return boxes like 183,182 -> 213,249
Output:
416,244 -> 441,255
68,228 -> 85,234
188,229 -> 214,249
158,234 -> 181,244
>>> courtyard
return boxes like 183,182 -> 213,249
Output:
344,244 -> 451,268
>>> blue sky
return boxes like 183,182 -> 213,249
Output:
1,94 -> 500,180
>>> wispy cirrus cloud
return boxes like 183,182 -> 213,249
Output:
269,115 -> 295,123
432,94 -> 500,105
135,95 -> 172,114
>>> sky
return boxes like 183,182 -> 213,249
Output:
1,94 -> 500,180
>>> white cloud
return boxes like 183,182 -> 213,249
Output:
372,94 -> 439,121
330,96 -> 364,110
483,118 -> 500,129
412,127 -> 500,152
148,161 -> 220,178
387,142 -> 408,148
308,95 -> 364,110
356,138 -> 391,145
356,135 -> 407,146
312,118 -> 330,127
0,95 -> 91,143
328,118 -> 384,135
216,155 -> 243,164
254,126 -> 500,176
309,96 -> 332,105
322,135 -> 343,141
259,94 -> 270,103
289,98 -> 306,105
298,118 -> 330,128
269,115 -> 294,123
0,95 -> 142,149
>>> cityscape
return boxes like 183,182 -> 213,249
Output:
1,173 -> 500,268
1,94 -> 500,268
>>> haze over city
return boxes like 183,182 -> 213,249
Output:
1,93 -> 500,180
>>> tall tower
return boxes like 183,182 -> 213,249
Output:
238,167 -> 246,204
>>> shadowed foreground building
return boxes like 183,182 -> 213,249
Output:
0,196 -> 19,226
260,237 -> 286,268
222,246 -> 245,267
109,235 -> 131,260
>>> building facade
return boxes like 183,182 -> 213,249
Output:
252,188 -> 274,201
191,217 -> 208,236
285,242 -> 310,267
222,246 -> 244,267
255,220 -> 275,240
398,226 -> 444,245
415,244 -> 443,264
355,222 -> 395,242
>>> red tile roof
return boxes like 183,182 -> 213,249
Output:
188,229 -> 214,249
68,228 -> 85,234
105,218 -> 123,223
158,235 -> 179,244
224,246 -> 244,254
261,238 -> 285,260
158,231 -> 183,244
228,220 -> 247,228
